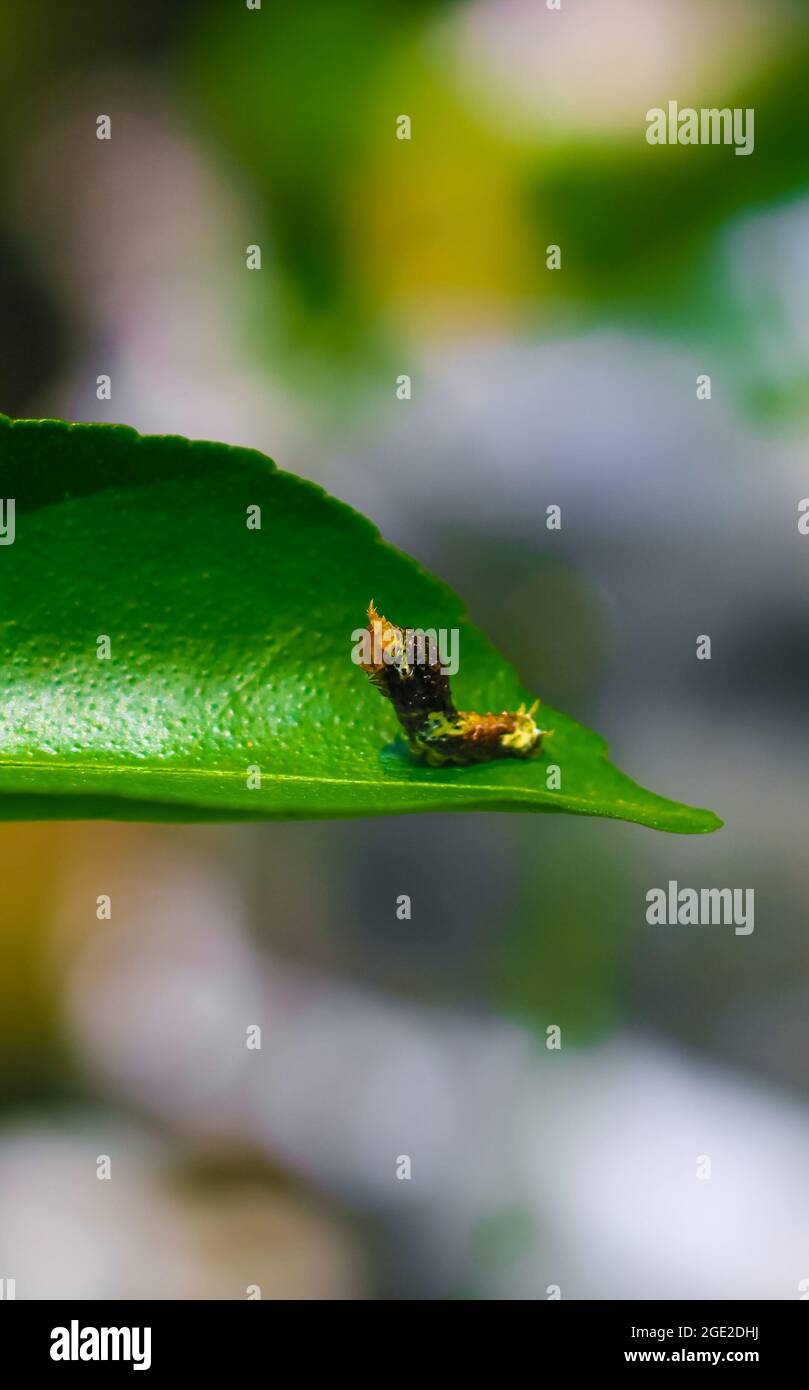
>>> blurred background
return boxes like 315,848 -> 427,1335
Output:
1,0 -> 809,1299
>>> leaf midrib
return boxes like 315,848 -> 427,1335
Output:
0,756 -> 708,822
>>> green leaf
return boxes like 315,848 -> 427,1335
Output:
0,415 -> 721,833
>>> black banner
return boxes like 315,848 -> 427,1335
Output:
0,1299 -> 803,1376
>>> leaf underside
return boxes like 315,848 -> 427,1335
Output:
0,415 -> 721,833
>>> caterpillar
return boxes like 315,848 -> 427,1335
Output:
358,602 -> 549,767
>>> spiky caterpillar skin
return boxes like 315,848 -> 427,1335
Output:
359,603 -> 549,767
